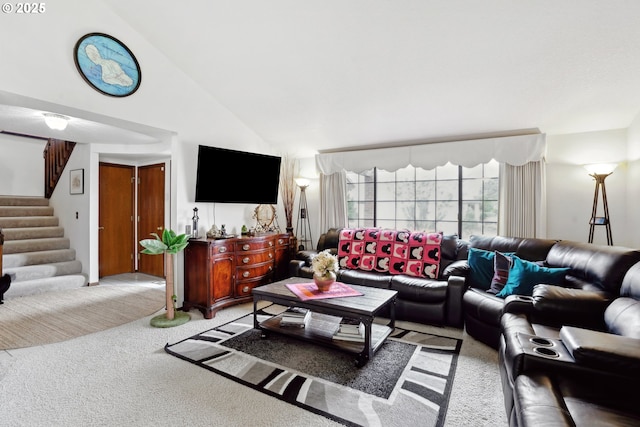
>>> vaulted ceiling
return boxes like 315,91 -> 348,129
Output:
4,1 -> 640,157
101,0 -> 640,156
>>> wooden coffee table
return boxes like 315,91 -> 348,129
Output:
252,277 -> 397,367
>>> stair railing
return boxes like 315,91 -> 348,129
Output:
43,138 -> 76,199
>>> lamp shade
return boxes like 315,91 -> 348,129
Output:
583,163 -> 617,176
295,177 -> 310,188
43,113 -> 69,131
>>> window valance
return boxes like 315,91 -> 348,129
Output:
316,133 -> 546,174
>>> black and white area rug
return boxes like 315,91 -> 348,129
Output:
165,305 -> 462,427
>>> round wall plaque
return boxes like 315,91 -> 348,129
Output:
74,33 -> 141,97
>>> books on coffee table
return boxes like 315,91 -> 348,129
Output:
333,317 -> 365,342
279,307 -> 311,328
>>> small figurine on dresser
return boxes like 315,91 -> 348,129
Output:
206,224 -> 219,239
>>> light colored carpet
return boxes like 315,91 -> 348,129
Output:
0,302 -> 507,426
0,285 -> 165,349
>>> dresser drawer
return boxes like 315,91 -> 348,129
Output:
237,239 -> 274,251
236,262 -> 274,281
210,242 -> 234,256
236,282 -> 257,297
275,235 -> 290,247
236,250 -> 274,265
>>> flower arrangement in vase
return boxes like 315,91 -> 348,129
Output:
311,249 -> 339,291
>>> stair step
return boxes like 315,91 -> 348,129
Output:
2,226 -> 64,241
0,196 -> 49,207
0,216 -> 59,228
4,260 -> 83,282
0,196 -> 85,299
4,274 -> 88,299
3,237 -> 70,254
0,206 -> 54,217
3,248 -> 77,268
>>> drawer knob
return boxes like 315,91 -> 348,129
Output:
243,271 -> 250,278
278,239 -> 283,244
243,286 -> 250,293
269,253 -> 273,259
242,244 -> 250,251
243,257 -> 250,264
268,266 -> 273,271
219,246 -> 227,253
269,241 -> 273,246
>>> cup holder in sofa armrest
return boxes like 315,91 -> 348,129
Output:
533,346 -> 560,358
529,337 -> 555,347
514,295 -> 534,302
515,333 -> 575,363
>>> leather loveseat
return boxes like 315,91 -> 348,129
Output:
461,235 -> 640,349
497,260 -> 640,426
289,228 -> 469,327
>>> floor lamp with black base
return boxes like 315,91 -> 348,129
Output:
295,178 -> 313,251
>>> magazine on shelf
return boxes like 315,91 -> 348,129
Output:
279,307 -> 311,327
332,331 -> 365,342
338,318 -> 364,335
333,317 -> 365,342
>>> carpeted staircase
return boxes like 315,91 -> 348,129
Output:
0,196 -> 87,298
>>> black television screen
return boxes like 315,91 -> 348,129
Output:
195,145 -> 282,204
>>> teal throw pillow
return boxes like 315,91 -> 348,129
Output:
467,248 -> 495,290
496,256 -> 569,298
468,248 -> 514,290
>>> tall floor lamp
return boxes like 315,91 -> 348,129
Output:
295,178 -> 313,251
584,163 -> 617,245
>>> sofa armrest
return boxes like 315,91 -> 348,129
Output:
503,294 -> 536,316
528,284 -> 611,330
559,326 -> 640,378
440,260 -> 469,281
295,250 -> 318,265
445,275 -> 466,327
289,259 -> 306,277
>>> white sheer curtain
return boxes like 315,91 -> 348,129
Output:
319,171 -> 348,231
498,160 -> 547,238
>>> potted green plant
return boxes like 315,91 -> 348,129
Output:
140,229 -> 190,327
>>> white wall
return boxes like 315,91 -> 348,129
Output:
627,114 -> 640,248
49,144 -> 91,279
546,129 -> 629,246
0,133 -> 45,196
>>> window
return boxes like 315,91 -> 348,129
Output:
346,160 -> 499,238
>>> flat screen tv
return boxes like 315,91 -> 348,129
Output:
195,145 -> 282,204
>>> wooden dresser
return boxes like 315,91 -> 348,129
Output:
183,233 -> 291,319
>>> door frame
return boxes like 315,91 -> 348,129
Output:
97,158 -> 171,277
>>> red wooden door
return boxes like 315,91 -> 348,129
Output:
137,163 -> 165,277
99,163 -> 135,277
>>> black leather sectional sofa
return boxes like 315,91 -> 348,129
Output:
289,228 -> 640,426
499,260 -> 640,426
290,228 -> 470,327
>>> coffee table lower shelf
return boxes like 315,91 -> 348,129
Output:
257,312 -> 393,367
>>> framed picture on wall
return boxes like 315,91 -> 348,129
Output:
74,33 -> 142,97
70,169 -> 84,195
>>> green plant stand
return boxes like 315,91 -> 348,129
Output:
150,311 -> 191,328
